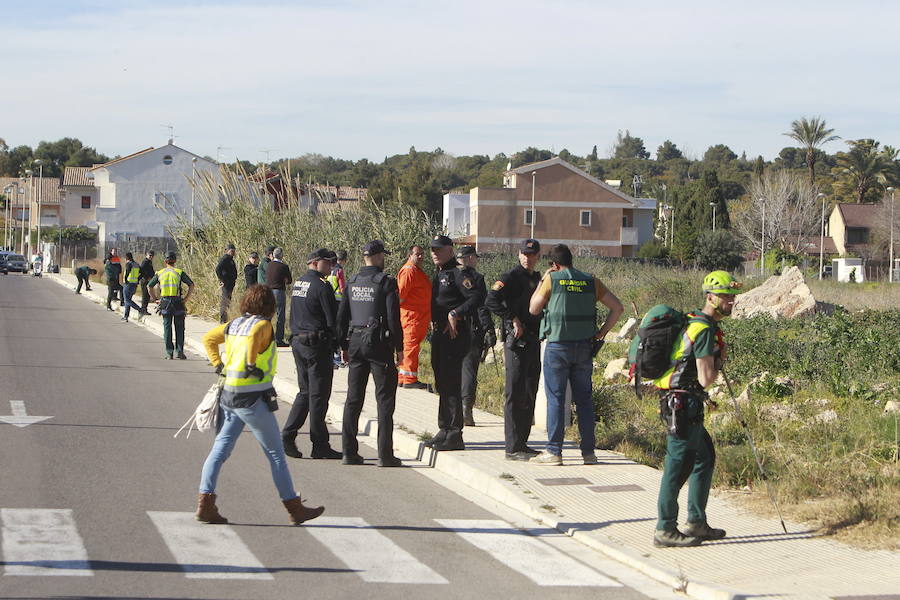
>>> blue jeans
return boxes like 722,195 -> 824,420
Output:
122,283 -> 142,320
543,339 -> 596,456
199,399 -> 298,501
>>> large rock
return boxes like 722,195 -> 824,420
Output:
733,266 -> 834,319
604,357 -> 630,381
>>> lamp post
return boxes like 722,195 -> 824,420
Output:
34,159 -> 44,259
19,177 -> 27,255
190,157 -> 198,254
3,184 -> 12,250
817,193 -> 827,280
759,197 -> 766,276
530,171 -> 536,239
25,169 -> 33,257
710,201 -> 717,231
888,187 -> 896,283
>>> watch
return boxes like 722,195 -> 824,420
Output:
449,310 -> 458,318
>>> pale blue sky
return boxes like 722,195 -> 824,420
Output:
1,0 -> 897,164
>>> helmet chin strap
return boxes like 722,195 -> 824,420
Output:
708,293 -> 729,317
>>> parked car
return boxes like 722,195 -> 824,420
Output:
5,254 -> 28,273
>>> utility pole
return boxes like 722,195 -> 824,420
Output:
818,193 -> 826,280
888,187 -> 896,283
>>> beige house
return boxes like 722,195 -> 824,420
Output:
462,157 -> 655,256
1,175 -> 61,254
60,166 -> 99,227
829,203 -> 878,256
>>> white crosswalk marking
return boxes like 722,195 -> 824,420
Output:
305,517 -> 448,584
147,511 -> 273,580
1,508 -> 92,576
435,519 -> 619,587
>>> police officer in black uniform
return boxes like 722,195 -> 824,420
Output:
486,238 -> 543,460
281,248 -> 342,460
337,240 -> 404,467
426,235 -> 481,451
457,246 -> 495,427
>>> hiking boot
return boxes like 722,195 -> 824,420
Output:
583,453 -> 598,465
403,381 -> 430,390
377,456 -> 403,467
195,493 -> 228,524
530,451 -> 562,465
505,451 -> 530,461
283,497 -> 324,526
463,403 -> 475,427
342,454 -> 365,465
683,521 -> 726,540
653,528 -> 703,548
283,437 -> 303,459
311,446 -> 342,460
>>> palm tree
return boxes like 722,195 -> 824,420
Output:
837,139 -> 887,203
784,117 -> 840,186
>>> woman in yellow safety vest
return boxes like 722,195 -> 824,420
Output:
197,284 -> 325,526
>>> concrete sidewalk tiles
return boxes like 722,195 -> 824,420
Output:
46,272 -> 900,600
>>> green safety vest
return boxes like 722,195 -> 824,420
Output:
653,313 -> 715,390
223,315 -> 277,394
544,267 -> 597,342
157,267 -> 184,297
126,265 -> 141,284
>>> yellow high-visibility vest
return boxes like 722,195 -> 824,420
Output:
157,267 -> 183,297
222,315 -> 277,394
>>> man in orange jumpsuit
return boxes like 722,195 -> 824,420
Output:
397,244 -> 431,390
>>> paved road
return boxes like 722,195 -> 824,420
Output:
0,275 -> 680,600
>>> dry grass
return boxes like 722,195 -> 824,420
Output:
807,279 -> 900,311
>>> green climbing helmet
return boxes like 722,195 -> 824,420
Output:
702,270 -> 742,295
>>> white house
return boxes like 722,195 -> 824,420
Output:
442,193 -> 471,237
88,142 -> 218,251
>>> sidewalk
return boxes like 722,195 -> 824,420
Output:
49,273 -> 900,600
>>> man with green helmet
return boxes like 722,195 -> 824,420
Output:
652,270 -> 741,548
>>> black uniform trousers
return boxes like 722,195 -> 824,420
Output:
219,282 -> 234,324
342,332 -> 398,460
460,335 -> 483,407
75,272 -> 91,293
431,321 -> 471,443
282,337 -> 335,449
503,336 -> 541,453
140,281 -> 150,312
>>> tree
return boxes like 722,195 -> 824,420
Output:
694,230 -> 745,271
31,138 -> 108,178
611,130 -> 650,160
835,139 -> 890,203
588,145 -> 598,161
511,147 -> 552,167
656,140 -> 683,161
702,144 -> 737,165
784,116 -> 840,186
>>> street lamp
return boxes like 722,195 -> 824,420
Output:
709,201 -> 717,231
759,197 -> 766,276
888,187 -> 896,283
34,159 -> 44,259
190,157 -> 198,254
24,169 -> 33,257
817,193 -> 827,280
530,171 -> 536,239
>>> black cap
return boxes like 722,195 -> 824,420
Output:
362,240 -> 391,256
456,245 -> 479,258
249,251 -> 259,259
520,239 -> 540,255
147,250 -> 155,256
430,235 -> 453,248
165,251 -> 177,262
265,245 -> 276,254
225,243 -> 236,250
307,248 -> 336,263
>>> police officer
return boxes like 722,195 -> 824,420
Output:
651,271 -> 740,547
337,240 -> 404,467
281,248 -> 342,460
457,246 -> 494,427
486,238 -> 543,461
147,251 -> 195,359
426,235 -> 481,451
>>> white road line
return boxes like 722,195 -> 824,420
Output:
305,517 -> 448,584
435,519 -> 620,587
147,511 -> 272,580
1,508 -> 92,576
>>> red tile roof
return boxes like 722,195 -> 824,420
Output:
836,203 -> 878,229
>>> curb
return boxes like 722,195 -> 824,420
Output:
48,273 -> 742,600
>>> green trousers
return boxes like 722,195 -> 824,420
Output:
162,313 -> 186,356
656,397 -> 715,531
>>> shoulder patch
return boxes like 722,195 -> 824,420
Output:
462,277 -> 473,289
491,281 -> 504,291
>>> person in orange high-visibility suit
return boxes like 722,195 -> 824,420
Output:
397,245 -> 431,390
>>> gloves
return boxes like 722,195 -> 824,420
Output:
484,329 -> 497,349
591,337 -> 605,358
214,363 -> 224,375
246,365 -> 265,380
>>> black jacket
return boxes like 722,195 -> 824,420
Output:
290,269 -> 337,337
337,265 -> 403,352
139,257 -> 155,281
431,258 -> 481,324
215,254 -> 237,286
486,264 -> 542,337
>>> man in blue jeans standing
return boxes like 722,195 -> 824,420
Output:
528,244 -> 623,465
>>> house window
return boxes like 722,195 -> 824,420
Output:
81,196 -> 91,209
524,209 -> 533,226
846,228 -> 868,244
163,155 -> 173,165
622,215 -> 630,227
154,192 -> 176,210
580,210 -> 591,226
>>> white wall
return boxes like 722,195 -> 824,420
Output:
94,145 -> 217,245
443,193 -> 470,237
62,186 -> 98,227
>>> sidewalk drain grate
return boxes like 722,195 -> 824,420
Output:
535,478 -> 592,486
587,484 -> 644,493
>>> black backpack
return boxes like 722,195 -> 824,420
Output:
627,305 -> 688,397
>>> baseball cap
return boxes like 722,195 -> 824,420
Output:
520,239 -> 541,255
362,240 -> 391,256
307,248 -> 336,263
147,250 -> 155,256
456,245 -> 479,258
430,235 -> 453,248
249,251 -> 259,259
164,251 -> 177,262
225,243 -> 236,250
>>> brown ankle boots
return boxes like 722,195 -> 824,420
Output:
195,493 -> 228,524
283,497 -> 325,526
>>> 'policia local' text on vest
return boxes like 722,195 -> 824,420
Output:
157,267 -> 184,297
348,271 -> 386,328
545,267 -> 597,342
652,312 -> 716,390
223,314 -> 277,394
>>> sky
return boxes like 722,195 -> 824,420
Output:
1,0 -> 898,165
